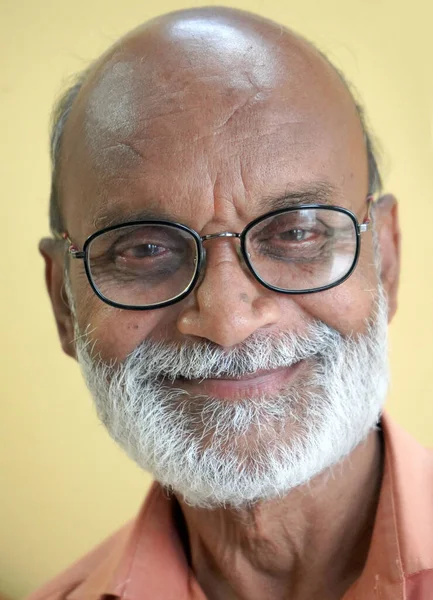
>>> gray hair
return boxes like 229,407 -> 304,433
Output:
48,58 -> 383,235
49,69 -> 89,235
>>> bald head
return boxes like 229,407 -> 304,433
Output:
49,6 -> 380,234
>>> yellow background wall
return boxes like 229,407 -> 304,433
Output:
1,0 -> 432,597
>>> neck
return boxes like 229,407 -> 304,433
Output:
178,428 -> 384,600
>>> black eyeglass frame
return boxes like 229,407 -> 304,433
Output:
55,201 -> 373,311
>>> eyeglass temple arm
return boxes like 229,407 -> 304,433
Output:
53,231 -> 85,259
358,195 -> 374,233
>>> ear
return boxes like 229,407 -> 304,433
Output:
373,194 -> 401,322
39,238 -> 77,359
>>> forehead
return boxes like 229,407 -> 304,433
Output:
61,30 -> 368,238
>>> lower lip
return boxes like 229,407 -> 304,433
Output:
169,361 -> 304,400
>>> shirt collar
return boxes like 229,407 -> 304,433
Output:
67,483 -> 206,600
69,413 -> 433,600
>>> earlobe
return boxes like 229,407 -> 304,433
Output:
373,195 -> 401,322
39,238 -> 77,359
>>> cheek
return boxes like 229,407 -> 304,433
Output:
295,238 -> 380,335
72,272 -> 180,362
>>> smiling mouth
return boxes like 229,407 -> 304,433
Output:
177,367 -> 290,381
164,361 -> 306,400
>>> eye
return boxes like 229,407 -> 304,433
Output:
120,243 -> 167,259
280,229 -> 316,242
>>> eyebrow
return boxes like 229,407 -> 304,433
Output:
256,182 -> 337,213
90,181 -> 337,232
92,202 -> 173,231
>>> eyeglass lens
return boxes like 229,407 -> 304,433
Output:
87,224 -> 199,307
245,208 -> 357,291
86,208 -> 357,307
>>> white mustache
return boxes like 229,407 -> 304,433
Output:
113,322 -> 341,383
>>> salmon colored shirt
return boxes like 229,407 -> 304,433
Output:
26,414 -> 433,600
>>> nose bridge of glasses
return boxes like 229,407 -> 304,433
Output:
199,232 -> 245,269
196,231 -> 247,284
201,232 -> 241,242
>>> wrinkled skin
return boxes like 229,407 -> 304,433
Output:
40,8 -> 400,600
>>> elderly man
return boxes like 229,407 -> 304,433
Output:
30,6 -> 432,600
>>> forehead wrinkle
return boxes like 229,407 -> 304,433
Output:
79,63 -> 273,184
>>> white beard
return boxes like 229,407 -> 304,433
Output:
69,283 -> 389,509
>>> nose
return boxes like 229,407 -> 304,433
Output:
177,239 -> 282,347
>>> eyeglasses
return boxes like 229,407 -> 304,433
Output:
55,201 -> 373,310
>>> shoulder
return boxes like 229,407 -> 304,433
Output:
24,523 -> 131,600
382,414 -> 433,581
24,483 -> 164,600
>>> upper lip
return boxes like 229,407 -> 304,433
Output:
173,366 -> 296,382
